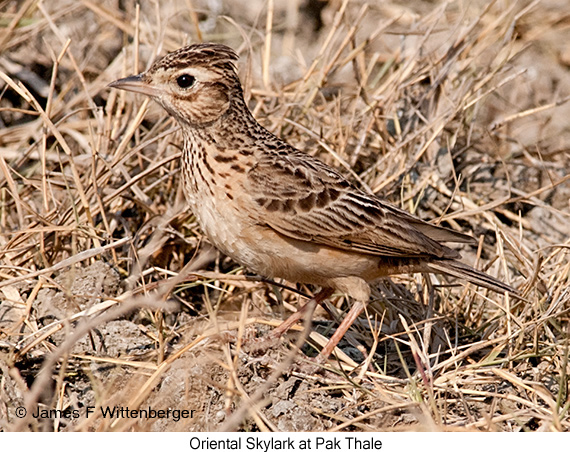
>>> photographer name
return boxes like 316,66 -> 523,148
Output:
32,406 -> 195,422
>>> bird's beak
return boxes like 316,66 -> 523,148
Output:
108,74 -> 160,97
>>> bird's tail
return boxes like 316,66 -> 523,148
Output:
426,259 -> 515,295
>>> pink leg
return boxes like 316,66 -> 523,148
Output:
269,287 -> 334,339
244,287 -> 334,353
315,301 -> 365,364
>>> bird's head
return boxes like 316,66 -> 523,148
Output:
109,43 -> 241,127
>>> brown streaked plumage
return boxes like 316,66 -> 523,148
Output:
109,43 -> 515,363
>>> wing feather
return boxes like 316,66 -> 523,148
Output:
247,148 -> 471,259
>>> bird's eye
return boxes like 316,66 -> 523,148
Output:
176,74 -> 195,89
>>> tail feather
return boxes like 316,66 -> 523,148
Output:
426,259 -> 515,295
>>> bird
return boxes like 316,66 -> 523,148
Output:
109,43 -> 515,364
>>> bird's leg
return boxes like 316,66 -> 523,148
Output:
269,287 -> 334,339
243,287 -> 334,353
313,301 -> 365,365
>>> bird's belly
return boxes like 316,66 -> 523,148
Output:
185,190 -> 380,286
237,224 -> 380,286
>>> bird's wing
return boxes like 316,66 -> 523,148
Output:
246,148 -> 472,259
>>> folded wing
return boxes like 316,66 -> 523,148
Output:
247,148 -> 472,260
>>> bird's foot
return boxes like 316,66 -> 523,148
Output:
291,353 -> 348,378
240,330 -> 282,355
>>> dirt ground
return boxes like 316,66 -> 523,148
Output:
0,0 -> 569,432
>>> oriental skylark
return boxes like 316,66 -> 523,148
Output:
109,43 -> 515,362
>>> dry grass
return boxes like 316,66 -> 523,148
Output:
0,0 -> 569,432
